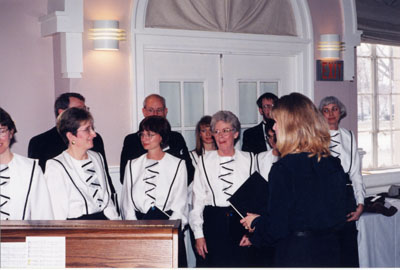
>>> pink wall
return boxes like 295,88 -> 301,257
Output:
73,0 -> 133,166
1,0 -> 358,166
0,0 -> 55,156
308,0 -> 358,132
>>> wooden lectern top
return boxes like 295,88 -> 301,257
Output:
1,220 -> 180,268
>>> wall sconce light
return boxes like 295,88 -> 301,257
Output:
316,34 -> 345,81
89,20 -> 126,51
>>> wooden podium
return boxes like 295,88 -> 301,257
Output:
0,220 -> 180,268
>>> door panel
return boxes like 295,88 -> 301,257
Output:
222,54 -> 295,116
144,51 -> 221,149
143,52 -> 295,149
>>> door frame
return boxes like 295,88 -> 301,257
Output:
130,0 -> 314,129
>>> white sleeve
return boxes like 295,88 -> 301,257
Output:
120,160 -> 138,220
44,160 -> 70,220
29,162 -> 54,220
189,161 -> 207,239
168,161 -> 188,229
349,132 -> 366,205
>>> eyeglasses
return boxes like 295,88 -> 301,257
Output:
77,125 -> 95,134
262,104 -> 274,110
0,128 -> 9,138
139,132 -> 158,139
145,107 -> 165,114
212,128 -> 236,136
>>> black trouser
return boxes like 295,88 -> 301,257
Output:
201,206 -> 250,267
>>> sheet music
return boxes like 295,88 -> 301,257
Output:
0,242 -> 27,268
26,237 -> 66,268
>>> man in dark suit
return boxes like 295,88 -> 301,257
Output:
120,94 -> 194,184
242,92 -> 278,154
28,92 -> 116,196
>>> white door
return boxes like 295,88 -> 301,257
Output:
144,51 -> 221,150
143,51 -> 296,149
222,54 -> 296,146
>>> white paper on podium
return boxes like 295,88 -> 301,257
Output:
0,242 -> 28,268
26,236 -> 66,268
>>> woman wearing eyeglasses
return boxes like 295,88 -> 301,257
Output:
0,107 -> 53,220
120,115 -> 188,223
189,110 -> 255,267
44,107 -> 119,220
120,116 -> 188,266
319,96 -> 365,267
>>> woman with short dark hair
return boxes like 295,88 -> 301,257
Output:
255,119 -> 279,181
44,107 -> 119,220
0,107 -> 53,220
121,116 -> 188,267
120,116 -> 188,223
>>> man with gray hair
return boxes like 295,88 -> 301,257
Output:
120,94 -> 194,184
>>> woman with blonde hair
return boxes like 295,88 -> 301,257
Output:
240,93 -> 347,267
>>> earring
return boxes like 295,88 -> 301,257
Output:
72,141 -> 76,145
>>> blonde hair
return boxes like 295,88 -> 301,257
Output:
272,92 -> 330,160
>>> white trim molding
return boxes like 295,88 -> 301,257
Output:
340,0 -> 362,81
130,0 -> 314,129
39,0 -> 83,78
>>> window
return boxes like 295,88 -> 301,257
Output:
160,81 -> 204,150
357,43 -> 400,170
238,81 -> 278,147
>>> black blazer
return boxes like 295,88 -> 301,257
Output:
119,130 -> 194,185
242,122 -> 269,154
28,126 -> 115,194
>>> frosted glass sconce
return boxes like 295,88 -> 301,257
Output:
89,20 -> 126,51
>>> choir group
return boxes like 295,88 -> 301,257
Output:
0,91 -> 365,267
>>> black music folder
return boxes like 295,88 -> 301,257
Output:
228,171 -> 269,218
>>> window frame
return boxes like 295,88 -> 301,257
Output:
357,43 -> 400,170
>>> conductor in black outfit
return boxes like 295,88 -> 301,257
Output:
242,92 -> 278,154
120,94 -> 194,184
28,93 -> 116,196
240,93 -> 347,267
